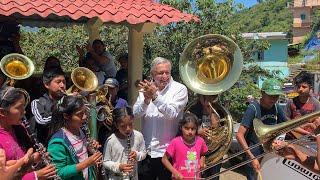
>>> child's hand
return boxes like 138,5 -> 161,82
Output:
91,140 -> 101,150
200,162 -> 206,170
119,163 -> 134,173
129,151 -> 137,162
36,164 -> 57,180
86,152 -> 102,167
0,148 -> 33,180
172,170 -> 183,180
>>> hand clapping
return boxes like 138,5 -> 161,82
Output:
138,80 -> 158,104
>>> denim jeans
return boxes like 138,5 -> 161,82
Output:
244,145 -> 264,180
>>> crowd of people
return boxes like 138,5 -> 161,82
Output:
1,20 -> 320,180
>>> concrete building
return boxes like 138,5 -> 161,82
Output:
288,0 -> 320,43
242,32 -> 289,87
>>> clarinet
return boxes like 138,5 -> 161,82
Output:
123,133 -> 133,180
81,123 -> 98,153
21,118 -> 62,180
81,122 -> 105,175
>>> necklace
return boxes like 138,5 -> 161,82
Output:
181,136 -> 196,147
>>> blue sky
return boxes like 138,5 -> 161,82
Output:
217,0 -> 257,7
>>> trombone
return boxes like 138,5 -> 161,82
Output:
200,110 -> 320,179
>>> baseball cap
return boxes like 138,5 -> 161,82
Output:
261,78 -> 284,96
104,78 -> 119,88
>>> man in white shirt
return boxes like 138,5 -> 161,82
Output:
133,57 -> 188,180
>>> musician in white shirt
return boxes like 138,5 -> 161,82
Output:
133,57 -> 188,180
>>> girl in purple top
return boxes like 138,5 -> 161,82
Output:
0,87 -> 56,179
162,112 -> 208,180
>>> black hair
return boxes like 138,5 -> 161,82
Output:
85,52 -> 93,61
176,112 -> 199,137
44,56 -> 62,71
0,87 -> 26,111
295,72 -> 313,87
48,95 -> 85,138
0,87 -> 32,150
42,68 -> 65,85
92,39 -> 104,46
117,53 -> 128,62
112,106 -> 133,132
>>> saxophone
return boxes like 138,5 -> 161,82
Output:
21,117 -> 61,180
123,133 -> 133,180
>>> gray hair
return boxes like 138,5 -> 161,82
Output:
150,57 -> 172,72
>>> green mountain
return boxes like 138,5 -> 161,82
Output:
230,0 -> 292,35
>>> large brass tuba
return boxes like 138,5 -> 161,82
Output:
67,67 -> 98,94
181,34 -> 243,166
0,53 -> 35,82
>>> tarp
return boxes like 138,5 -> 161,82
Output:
303,36 -> 320,62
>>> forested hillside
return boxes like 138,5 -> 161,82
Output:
229,0 -> 292,36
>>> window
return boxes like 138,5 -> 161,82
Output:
301,14 -> 306,20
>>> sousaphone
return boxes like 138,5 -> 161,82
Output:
67,67 -> 98,94
181,34 -> 243,166
0,53 -> 35,82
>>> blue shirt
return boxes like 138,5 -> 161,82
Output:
113,97 -> 128,109
241,101 -> 287,155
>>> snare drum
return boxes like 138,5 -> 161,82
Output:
261,153 -> 320,180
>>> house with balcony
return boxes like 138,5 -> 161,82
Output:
242,32 -> 290,87
288,0 -> 320,43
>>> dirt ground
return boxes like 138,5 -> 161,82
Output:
219,167 -> 246,180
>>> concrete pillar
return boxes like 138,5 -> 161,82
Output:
128,27 -> 143,106
127,23 -> 156,130
85,17 -> 103,44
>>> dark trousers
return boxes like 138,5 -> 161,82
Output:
244,145 -> 263,180
202,163 -> 221,180
138,155 -> 171,180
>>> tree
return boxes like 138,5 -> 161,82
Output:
19,0 -> 281,120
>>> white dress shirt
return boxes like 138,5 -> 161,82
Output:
133,77 -> 188,158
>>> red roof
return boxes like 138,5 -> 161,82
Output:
0,0 -> 199,26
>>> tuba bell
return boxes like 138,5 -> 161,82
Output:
181,34 -> 243,166
67,67 -> 98,94
0,53 -> 35,84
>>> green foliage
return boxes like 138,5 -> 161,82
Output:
228,0 -> 292,39
20,25 -> 88,73
220,81 -> 260,121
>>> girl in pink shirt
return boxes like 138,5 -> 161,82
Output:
162,112 -> 208,179
0,87 -> 56,179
